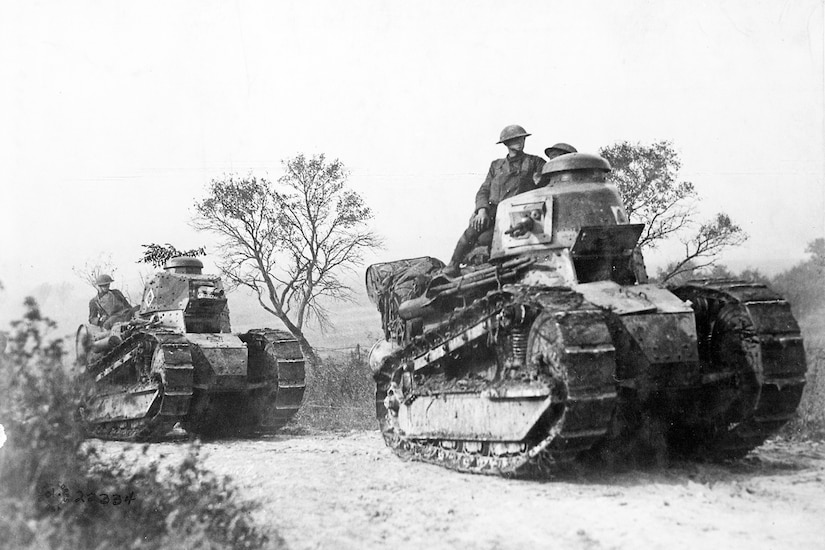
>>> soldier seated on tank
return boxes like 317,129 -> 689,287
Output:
443,124 -> 546,277
88,274 -> 134,330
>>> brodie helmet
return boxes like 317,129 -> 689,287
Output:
497,124 -> 531,144
544,142 -> 578,158
95,274 -> 114,286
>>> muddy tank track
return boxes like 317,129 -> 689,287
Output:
83,331 -> 193,442
671,280 -> 806,459
376,286 -> 617,476
182,329 -> 306,438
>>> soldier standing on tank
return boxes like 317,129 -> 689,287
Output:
88,274 -> 133,329
443,124 -> 546,276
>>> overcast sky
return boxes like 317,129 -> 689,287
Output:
0,0 -> 823,324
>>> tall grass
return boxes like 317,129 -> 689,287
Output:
787,312 -> 825,439
292,350 -> 376,432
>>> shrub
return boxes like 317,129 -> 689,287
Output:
785,313 -> 825,439
0,298 -> 279,549
293,349 -> 376,431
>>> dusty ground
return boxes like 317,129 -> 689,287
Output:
93,431 -> 825,550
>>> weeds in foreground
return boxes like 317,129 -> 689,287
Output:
0,298 -> 278,549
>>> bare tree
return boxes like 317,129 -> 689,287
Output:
72,254 -> 117,290
655,214 -> 747,284
600,140 -> 747,283
192,154 -> 382,364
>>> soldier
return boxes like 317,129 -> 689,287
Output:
88,274 -> 133,329
538,143 -> 578,187
444,124 -> 545,276
544,142 -> 577,160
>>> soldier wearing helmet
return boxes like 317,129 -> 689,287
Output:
544,142 -> 577,160
444,124 -> 545,276
88,274 -> 133,329
539,143 -> 578,187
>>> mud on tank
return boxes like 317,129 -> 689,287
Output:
76,257 -> 306,441
365,153 -> 807,476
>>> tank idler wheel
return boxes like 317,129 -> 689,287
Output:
677,281 -> 808,459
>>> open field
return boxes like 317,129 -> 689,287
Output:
93,431 -> 825,550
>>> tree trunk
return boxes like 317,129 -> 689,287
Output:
273,311 -> 321,367
295,332 -> 320,368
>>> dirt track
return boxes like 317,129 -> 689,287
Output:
95,431 -> 825,550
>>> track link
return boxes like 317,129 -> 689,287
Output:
672,280 -> 806,458
84,332 -> 194,442
245,329 -> 306,433
377,287 -> 617,476
183,329 -> 306,437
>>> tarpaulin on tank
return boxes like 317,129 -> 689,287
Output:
366,257 -> 444,339
365,256 -> 444,308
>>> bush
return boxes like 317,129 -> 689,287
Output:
795,344 -> 825,437
0,298 -> 278,549
293,350 -> 376,431
784,312 -> 825,440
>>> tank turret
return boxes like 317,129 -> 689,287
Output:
365,152 -> 806,476
163,256 -> 204,274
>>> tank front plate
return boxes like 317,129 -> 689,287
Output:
187,333 -> 248,390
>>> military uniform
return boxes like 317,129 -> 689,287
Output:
474,153 -> 546,215
446,152 -> 545,269
89,289 -> 132,328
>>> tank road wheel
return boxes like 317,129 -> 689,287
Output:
375,293 -> 618,477
671,282 -> 807,459
82,334 -> 193,442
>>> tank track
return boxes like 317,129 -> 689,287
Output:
183,329 -> 306,437
83,332 -> 193,442
242,329 -> 306,434
376,286 -> 617,476
672,280 -> 806,458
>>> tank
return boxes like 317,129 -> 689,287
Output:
76,257 -> 306,441
366,153 -> 807,476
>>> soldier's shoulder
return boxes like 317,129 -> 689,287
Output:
112,289 -> 129,299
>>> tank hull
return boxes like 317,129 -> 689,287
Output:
79,328 -> 305,441
372,279 -> 806,476
367,154 -> 806,476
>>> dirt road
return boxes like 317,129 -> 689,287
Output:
95,431 -> 825,550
